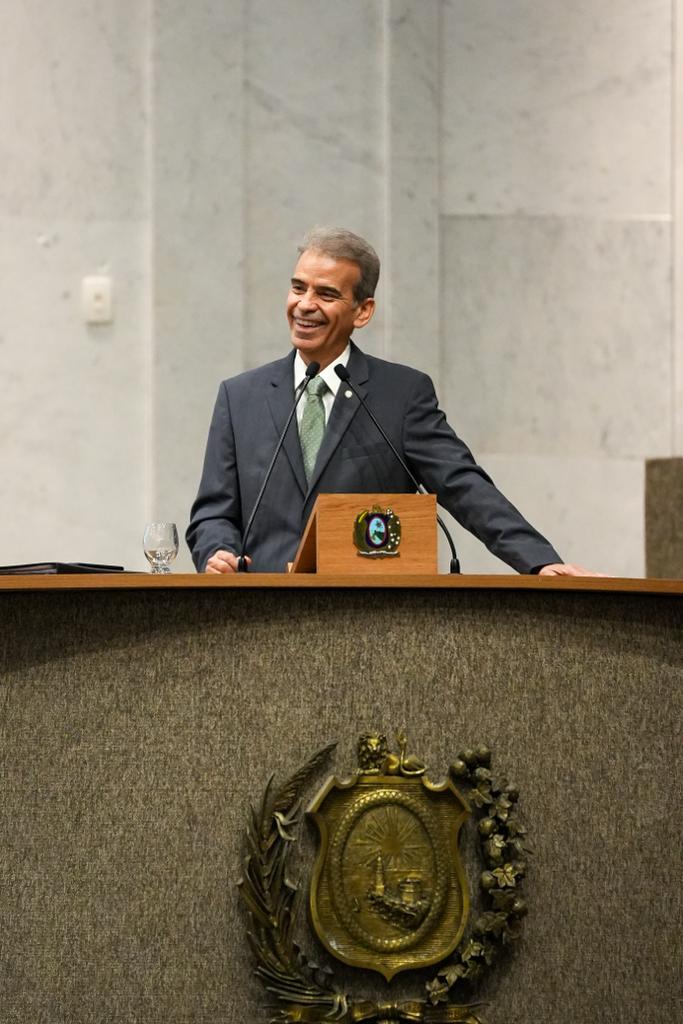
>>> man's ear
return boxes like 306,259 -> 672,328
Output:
353,297 -> 375,330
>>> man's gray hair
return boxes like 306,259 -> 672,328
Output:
297,226 -> 380,303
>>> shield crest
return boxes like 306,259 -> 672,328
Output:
307,771 -> 470,981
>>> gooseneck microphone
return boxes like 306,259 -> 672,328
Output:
237,360 -> 321,571
334,364 -> 461,574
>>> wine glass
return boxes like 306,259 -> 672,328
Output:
143,522 -> 179,574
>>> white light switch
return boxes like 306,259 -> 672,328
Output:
82,275 -> 113,324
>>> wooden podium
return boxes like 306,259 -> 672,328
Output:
290,492 -> 438,573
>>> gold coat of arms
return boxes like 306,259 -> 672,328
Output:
308,733 -> 469,981
239,734 -> 530,1024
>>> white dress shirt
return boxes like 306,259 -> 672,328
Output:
293,344 -> 351,426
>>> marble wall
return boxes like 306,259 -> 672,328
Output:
0,3 -> 150,568
439,0 -> 676,576
1,1 -> 680,575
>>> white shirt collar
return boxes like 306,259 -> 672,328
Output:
293,343 -> 351,396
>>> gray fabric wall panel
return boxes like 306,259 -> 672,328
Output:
646,457 -> 683,578
1,587 -> 681,1023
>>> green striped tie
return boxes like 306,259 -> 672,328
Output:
299,377 -> 328,483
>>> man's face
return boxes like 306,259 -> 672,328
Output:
287,249 -> 375,368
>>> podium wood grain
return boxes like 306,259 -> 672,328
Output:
291,492 -> 438,573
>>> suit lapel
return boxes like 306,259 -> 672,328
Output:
265,352 -> 307,497
306,343 -> 369,495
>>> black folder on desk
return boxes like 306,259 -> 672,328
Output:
0,562 -> 125,575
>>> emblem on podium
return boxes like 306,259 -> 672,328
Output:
239,734 -> 530,1023
354,506 -> 401,557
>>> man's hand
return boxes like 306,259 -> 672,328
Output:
539,563 -> 606,577
205,550 -> 251,574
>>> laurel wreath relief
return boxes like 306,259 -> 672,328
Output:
238,742 -> 529,1024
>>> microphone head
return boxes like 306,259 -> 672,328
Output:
305,361 -> 321,378
334,363 -> 350,382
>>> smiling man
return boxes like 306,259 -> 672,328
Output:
287,246 -> 375,367
187,226 -> 596,576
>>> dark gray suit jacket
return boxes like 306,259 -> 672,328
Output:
186,343 -> 561,573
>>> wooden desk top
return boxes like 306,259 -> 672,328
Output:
0,573 -> 680,596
